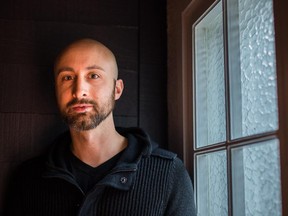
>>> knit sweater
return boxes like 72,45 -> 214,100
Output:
4,127 -> 196,216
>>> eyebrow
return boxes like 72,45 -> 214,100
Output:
86,65 -> 105,72
56,67 -> 75,75
56,65 -> 105,75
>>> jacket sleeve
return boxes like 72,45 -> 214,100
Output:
164,157 -> 196,216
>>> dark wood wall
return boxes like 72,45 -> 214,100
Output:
0,0 -> 167,212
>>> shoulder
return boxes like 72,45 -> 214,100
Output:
149,146 -> 187,174
150,146 -> 191,181
151,146 -> 177,160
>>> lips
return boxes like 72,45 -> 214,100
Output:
70,104 -> 93,113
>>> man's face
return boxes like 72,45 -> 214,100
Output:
54,43 -> 122,131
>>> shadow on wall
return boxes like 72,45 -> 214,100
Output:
0,39 -> 70,213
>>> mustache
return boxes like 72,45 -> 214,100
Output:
66,98 -> 97,108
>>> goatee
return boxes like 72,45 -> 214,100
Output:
61,96 -> 115,131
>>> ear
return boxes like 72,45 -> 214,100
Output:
114,79 -> 124,100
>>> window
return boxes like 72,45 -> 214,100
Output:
183,0 -> 282,215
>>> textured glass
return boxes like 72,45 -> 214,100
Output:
231,140 -> 282,216
228,0 -> 278,139
196,150 -> 228,216
194,1 -> 226,148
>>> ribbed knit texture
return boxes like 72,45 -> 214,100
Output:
95,156 -> 173,216
28,178 -> 82,216
3,156 -> 193,216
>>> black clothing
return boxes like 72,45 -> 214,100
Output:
67,148 -> 124,193
4,127 -> 196,216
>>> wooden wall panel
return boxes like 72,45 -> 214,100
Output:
139,0 -> 168,145
0,113 -> 67,163
139,63 -> 167,143
0,0 -> 138,26
0,113 -> 33,162
0,64 -> 56,113
115,69 -> 138,117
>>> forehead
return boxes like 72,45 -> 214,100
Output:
54,39 -> 119,79
55,44 -> 115,74
58,44 -> 110,63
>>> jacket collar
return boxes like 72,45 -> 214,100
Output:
43,127 -> 158,191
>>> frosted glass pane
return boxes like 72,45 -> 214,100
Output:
196,150 -> 228,216
194,1 -> 226,148
231,140 -> 282,216
228,0 -> 278,139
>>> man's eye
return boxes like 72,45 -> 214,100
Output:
89,73 -> 99,79
62,76 -> 73,81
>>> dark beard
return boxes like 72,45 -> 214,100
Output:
61,96 -> 115,131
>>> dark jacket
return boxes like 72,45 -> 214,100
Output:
4,127 -> 196,216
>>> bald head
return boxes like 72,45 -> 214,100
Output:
54,38 -> 119,79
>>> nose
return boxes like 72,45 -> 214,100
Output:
72,76 -> 88,98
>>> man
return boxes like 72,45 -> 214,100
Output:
4,39 -> 196,215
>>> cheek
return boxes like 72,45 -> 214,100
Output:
90,84 -> 113,99
102,86 -> 116,100
56,94 -> 65,110
55,86 -> 69,107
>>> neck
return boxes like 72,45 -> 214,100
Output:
69,116 -> 127,167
